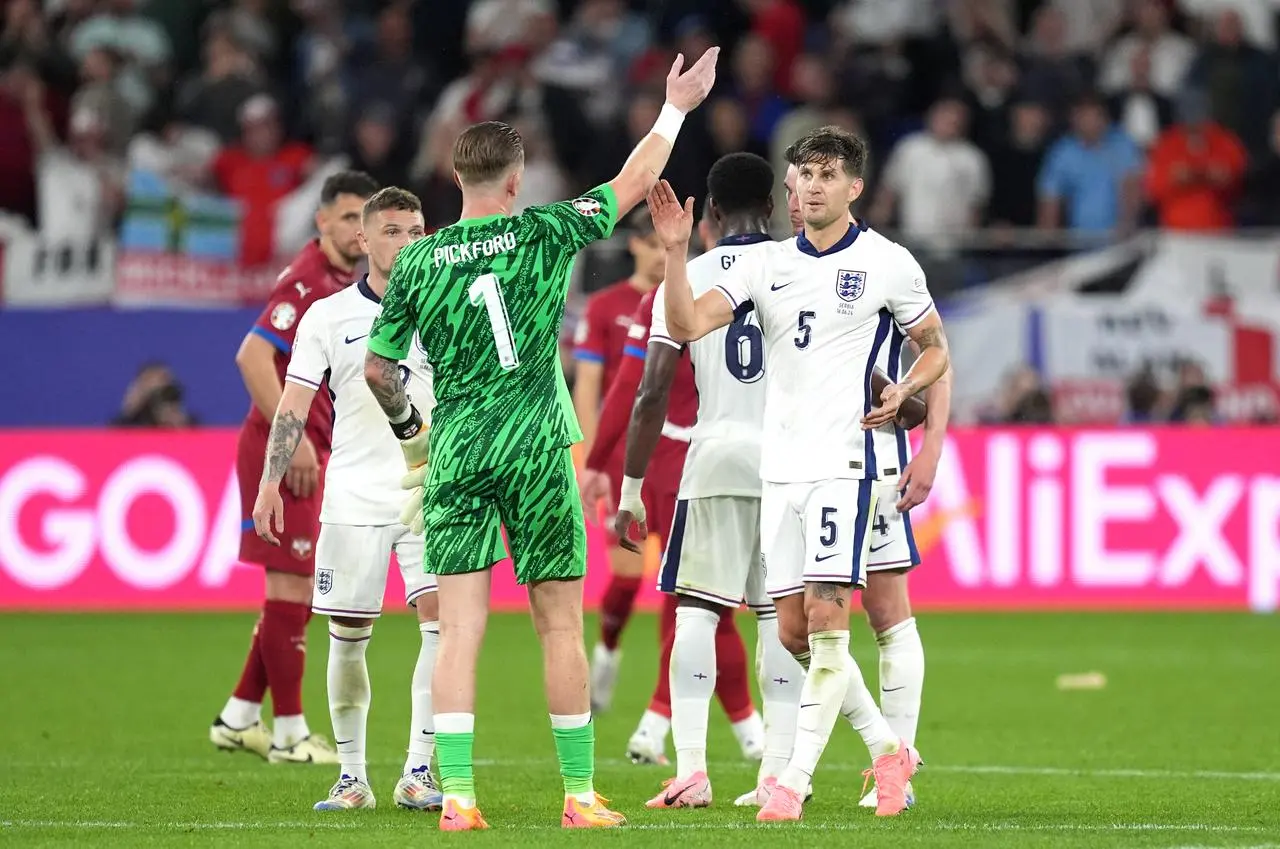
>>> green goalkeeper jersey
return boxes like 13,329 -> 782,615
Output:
368,184 -> 619,485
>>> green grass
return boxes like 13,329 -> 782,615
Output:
1,612 -> 1278,847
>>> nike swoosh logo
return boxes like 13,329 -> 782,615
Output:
344,334 -> 368,344
799,703 -> 821,709
770,282 -> 792,291
869,542 -> 892,553
663,784 -> 690,806
813,553 -> 840,562
882,686 -> 906,693
336,739 -> 353,745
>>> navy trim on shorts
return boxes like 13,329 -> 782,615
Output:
863,312 -> 892,475
658,499 -> 690,593
904,510 -> 921,566
850,479 -> 874,585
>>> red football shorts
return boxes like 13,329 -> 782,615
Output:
236,424 -> 324,576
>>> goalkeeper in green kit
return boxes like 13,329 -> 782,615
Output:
362,47 -> 720,830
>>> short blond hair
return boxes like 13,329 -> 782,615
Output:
453,121 -> 524,186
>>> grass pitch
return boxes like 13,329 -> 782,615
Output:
1,611 -> 1277,847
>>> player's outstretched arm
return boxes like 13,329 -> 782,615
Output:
607,48 -> 719,216
647,181 -> 733,342
613,340 -> 680,553
864,312 -> 951,430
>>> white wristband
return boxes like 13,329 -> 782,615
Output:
619,475 -> 645,510
652,103 -> 685,146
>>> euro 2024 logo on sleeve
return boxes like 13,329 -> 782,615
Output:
572,197 -> 601,217
836,270 -> 866,302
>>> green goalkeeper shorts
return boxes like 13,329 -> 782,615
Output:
421,446 -> 587,584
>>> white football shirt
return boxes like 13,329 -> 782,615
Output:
714,222 -> 934,483
650,234 -> 773,500
285,278 -> 435,525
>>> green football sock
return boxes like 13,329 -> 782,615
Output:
436,731 -> 476,800
551,717 -> 595,796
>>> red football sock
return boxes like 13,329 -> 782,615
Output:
599,574 -> 643,651
647,595 -> 678,717
714,609 -> 755,723
231,615 -> 269,704
259,599 -> 310,717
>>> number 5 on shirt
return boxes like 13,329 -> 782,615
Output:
469,272 -> 519,370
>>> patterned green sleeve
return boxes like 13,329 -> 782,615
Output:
520,184 -> 618,254
367,251 -> 415,361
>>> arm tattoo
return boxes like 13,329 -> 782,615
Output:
915,324 -> 946,351
263,410 -> 305,484
809,581 -> 848,608
365,351 -> 409,420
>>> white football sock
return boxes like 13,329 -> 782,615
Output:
671,605 -> 718,779
755,611 -> 804,784
778,630 -> 851,793
877,617 -> 924,747
327,622 -> 373,782
273,715 -> 310,749
839,644 -> 898,759
405,620 -> 439,774
220,696 -> 261,729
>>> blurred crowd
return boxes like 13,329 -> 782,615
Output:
4,0 -> 1280,265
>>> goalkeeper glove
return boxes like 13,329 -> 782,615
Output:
390,405 -> 430,535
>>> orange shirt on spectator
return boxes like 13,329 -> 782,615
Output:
1145,122 -> 1246,231
213,142 -> 312,266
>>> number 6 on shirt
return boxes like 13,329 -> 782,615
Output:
468,272 -> 520,370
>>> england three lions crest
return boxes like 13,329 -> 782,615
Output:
836,270 -> 866,302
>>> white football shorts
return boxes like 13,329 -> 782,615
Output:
657,496 -> 771,612
312,523 -> 436,617
760,478 -> 879,598
866,478 -> 922,571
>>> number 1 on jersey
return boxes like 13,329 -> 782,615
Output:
468,273 -> 520,370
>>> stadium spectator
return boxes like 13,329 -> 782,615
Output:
1017,4 -> 1094,124
1239,109 -> 1280,226
999,365 -> 1055,424
345,102 -> 409,192
67,0 -> 170,116
291,0 -> 351,154
1037,93 -> 1143,235
24,76 -> 125,243
1046,0 -> 1127,56
1123,365 -> 1163,423
831,0 -> 942,45
465,0 -> 555,54
729,33 -> 787,154
741,0 -> 805,96
174,25 -> 265,143
126,103 -> 221,191
1107,44 -> 1174,151
205,0 -> 279,66
962,44 -> 1020,152
1186,7 -> 1278,154
112,362 -> 197,428
212,94 -> 312,266
0,58 -> 56,225
946,0 -> 1019,52
0,0 -> 77,96
1099,0 -> 1195,99
345,2 -> 434,152
73,47 -> 135,156
873,97 -> 991,245
1145,90 -> 1246,231
988,101 -> 1051,228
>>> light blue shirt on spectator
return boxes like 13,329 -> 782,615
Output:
1037,129 -> 1143,232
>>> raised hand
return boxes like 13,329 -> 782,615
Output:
665,47 -> 720,114
646,180 -> 694,250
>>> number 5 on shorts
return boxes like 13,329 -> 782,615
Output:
469,272 -> 520,370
